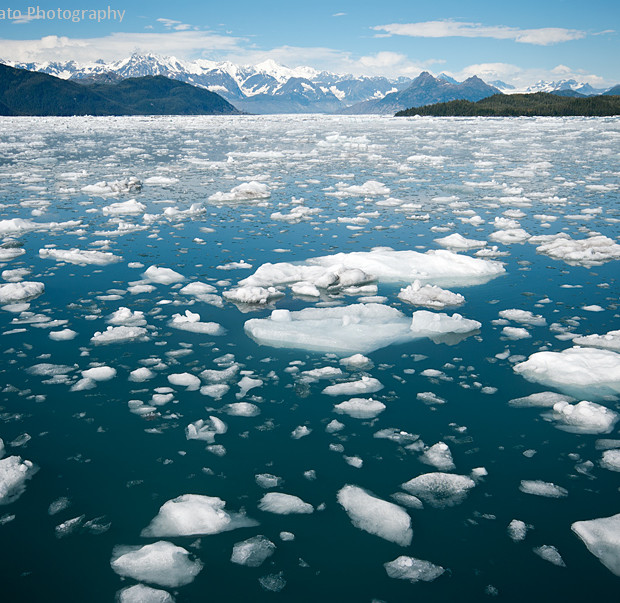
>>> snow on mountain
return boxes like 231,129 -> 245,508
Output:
512,78 -> 607,96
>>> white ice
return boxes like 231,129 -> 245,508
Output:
322,376 -> 383,397
384,556 -> 445,583
209,181 -> 270,203
117,584 -> 174,603
169,311 -> 224,336
91,326 -> 148,344
102,199 -> 146,215
401,472 -> 475,508
398,280 -> 464,309
337,485 -> 412,546
420,442 -> 455,471
519,480 -> 568,498
0,456 -> 36,505
230,535 -> 275,567
223,286 -> 284,305
0,281 -> 44,304
573,331 -> 620,353
143,266 -> 185,285
572,513 -> 620,576
258,493 -> 313,514
39,248 -> 122,265
545,400 -> 618,434
110,541 -> 202,588
141,494 -> 257,537
333,398 -> 386,419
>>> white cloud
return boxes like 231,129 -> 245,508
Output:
0,30 -> 246,63
157,17 -> 193,31
373,20 -> 586,46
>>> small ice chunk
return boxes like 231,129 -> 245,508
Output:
410,310 -> 481,340
168,373 -> 201,391
499,309 -> 546,326
81,366 -> 116,381
434,233 -> 486,249
223,286 -> 283,304
508,391 -> 575,408
326,419 -> 345,433
519,480 -> 568,498
502,326 -> 531,340
339,354 -> 373,370
49,329 -> 77,341
420,442 -> 455,471
141,494 -> 257,537
507,519 -> 527,542
398,280 -> 465,309
225,402 -> 260,417
91,325 -> 148,344
322,376 -> 383,397
169,311 -> 224,336
258,493 -> 313,515
107,307 -> 146,326
143,266 -> 185,285
258,571 -> 286,593
401,472 -> 475,508
600,450 -> 620,472
337,485 -> 412,546
129,367 -> 156,382
255,474 -> 282,489
572,513 -> 620,576
0,281 -> 44,304
237,375 -> 263,399
102,199 -> 146,215
384,556 -> 445,583
533,545 -> 566,567
39,248 -> 122,265
209,181 -> 271,203
185,417 -> 227,443
200,384 -> 229,400
291,426 -> 311,439
117,584 -> 175,603
231,535 -> 275,567
0,456 -> 37,504
110,541 -> 202,588
333,397 -> 386,419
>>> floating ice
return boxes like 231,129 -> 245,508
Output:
82,177 -> 141,196
117,584 -> 174,603
186,417 -> 227,443
507,519 -> 527,542
168,373 -> 201,391
519,480 -> 568,498
545,400 -> 618,434
102,199 -> 146,215
573,513 -> 620,576
209,181 -> 270,203
420,442 -> 455,471
110,541 -> 202,588
339,354 -> 373,370
533,545 -> 565,567
398,280 -> 464,309
245,304 -> 413,354
49,329 -> 77,341
258,493 -> 313,515
502,326 -> 531,340
169,311 -> 225,336
600,450 -> 620,472
337,485 -> 412,546
384,556 -> 445,583
143,266 -> 185,285
231,535 -> 276,567
0,281 -> 44,304
129,367 -> 155,382
39,248 -> 122,265
514,347 -> 620,400
240,248 -> 504,290
0,218 -> 81,236
107,307 -> 146,326
0,248 -> 25,262
335,180 -> 389,197
91,326 -> 148,344
410,310 -> 481,344
225,402 -> 260,417
333,398 -> 386,419
0,456 -> 36,505
508,391 -> 575,408
291,426 -> 311,439
223,286 -> 284,305
533,234 -> 620,266
401,472 -> 475,508
499,309 -> 546,326
237,375 -> 263,398
322,376 -> 383,397
434,233 -> 486,250
145,176 -> 179,186
489,228 -> 531,244
141,494 -> 257,537
81,366 -> 116,381
255,474 -> 282,489
258,572 -> 286,592
200,384 -> 230,400
574,331 -> 620,353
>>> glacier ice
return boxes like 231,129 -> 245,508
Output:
337,485 -> 412,546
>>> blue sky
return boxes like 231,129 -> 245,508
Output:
0,1 -> 618,87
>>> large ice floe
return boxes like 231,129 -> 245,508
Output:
110,541 -> 202,587
245,304 -> 481,354
337,485 -> 412,546
141,494 -> 257,537
572,514 -> 620,576
0,281 -> 44,304
239,248 -> 504,291
514,347 -> 620,400
400,472 -> 476,508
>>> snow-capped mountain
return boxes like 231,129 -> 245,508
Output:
0,52 -> 414,114
519,78 -> 606,96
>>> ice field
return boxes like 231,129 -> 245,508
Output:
0,114 -> 619,601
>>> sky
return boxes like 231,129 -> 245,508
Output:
0,1 -> 618,87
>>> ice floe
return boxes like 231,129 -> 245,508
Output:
420,442 -> 455,471
82,177 -> 141,196
322,376 -> 383,397
337,485 -> 412,546
91,326 -> 148,344
223,286 -> 284,305
398,280 -> 465,309
519,480 -> 568,498
514,347 -> 620,399
169,311 -> 225,336
0,456 -> 37,505
141,494 -> 257,537
384,556 -> 445,583
0,281 -> 44,304
143,266 -> 185,285
102,199 -> 146,215
333,398 -> 386,419
401,472 -> 476,508
231,535 -> 275,567
532,234 -> 620,266
573,331 -> 620,353
572,513 -> 620,576
110,541 -> 202,587
544,400 -> 618,434
117,584 -> 174,603
258,493 -> 313,514
209,181 -> 270,203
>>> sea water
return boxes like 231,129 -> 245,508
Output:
0,114 -> 619,601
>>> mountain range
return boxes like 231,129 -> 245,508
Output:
1,53 -> 618,115
0,63 -> 240,116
